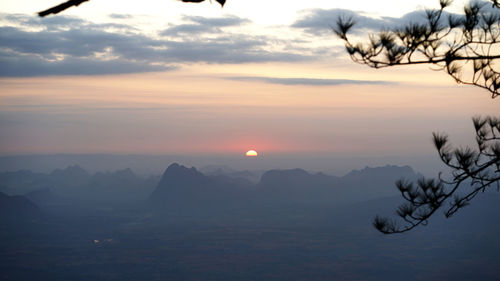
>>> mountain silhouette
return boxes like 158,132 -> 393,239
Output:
50,165 -> 90,187
0,166 -> 158,206
343,165 -> 417,181
200,165 -> 261,183
148,163 -> 421,212
259,168 -> 336,190
88,168 -> 145,192
0,191 -> 40,221
149,163 -> 252,213
256,168 -> 339,206
0,163 -> 422,213
340,165 -> 421,199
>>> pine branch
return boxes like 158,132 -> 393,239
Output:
38,0 -> 226,17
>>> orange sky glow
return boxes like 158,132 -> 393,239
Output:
0,62 -> 497,157
0,1 -> 497,164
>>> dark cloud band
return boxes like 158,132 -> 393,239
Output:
0,13 -> 307,77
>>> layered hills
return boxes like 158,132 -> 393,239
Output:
148,163 -> 421,212
0,163 -> 422,214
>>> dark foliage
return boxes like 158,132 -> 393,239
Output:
373,116 -> 500,234
334,0 -> 500,98
38,0 -> 226,17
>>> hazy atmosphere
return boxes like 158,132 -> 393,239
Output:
1,0 -> 499,280
1,0 -> 497,164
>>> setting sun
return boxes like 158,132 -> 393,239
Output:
245,150 -> 258,157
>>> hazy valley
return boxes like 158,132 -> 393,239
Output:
1,162 -> 499,281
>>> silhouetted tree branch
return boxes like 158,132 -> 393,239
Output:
38,0 -> 226,17
373,116 -> 500,234
334,0 -> 500,98
38,0 -> 89,17
334,1 -> 500,234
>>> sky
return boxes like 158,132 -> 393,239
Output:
0,0 -> 498,173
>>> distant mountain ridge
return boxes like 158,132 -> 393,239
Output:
200,165 -> 263,183
343,165 -> 417,180
149,163 -> 253,212
0,163 -> 422,212
149,163 -> 421,212
0,165 -> 158,207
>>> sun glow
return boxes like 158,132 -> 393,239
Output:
245,150 -> 258,157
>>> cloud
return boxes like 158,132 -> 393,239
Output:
160,15 -> 250,36
227,76 -> 394,86
292,1 -> 500,36
108,14 -> 134,19
0,13 -> 308,77
292,9 -> 447,36
292,9 -> 387,36
2,13 -> 86,28
0,49 -> 172,77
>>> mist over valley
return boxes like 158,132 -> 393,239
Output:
1,161 -> 498,281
